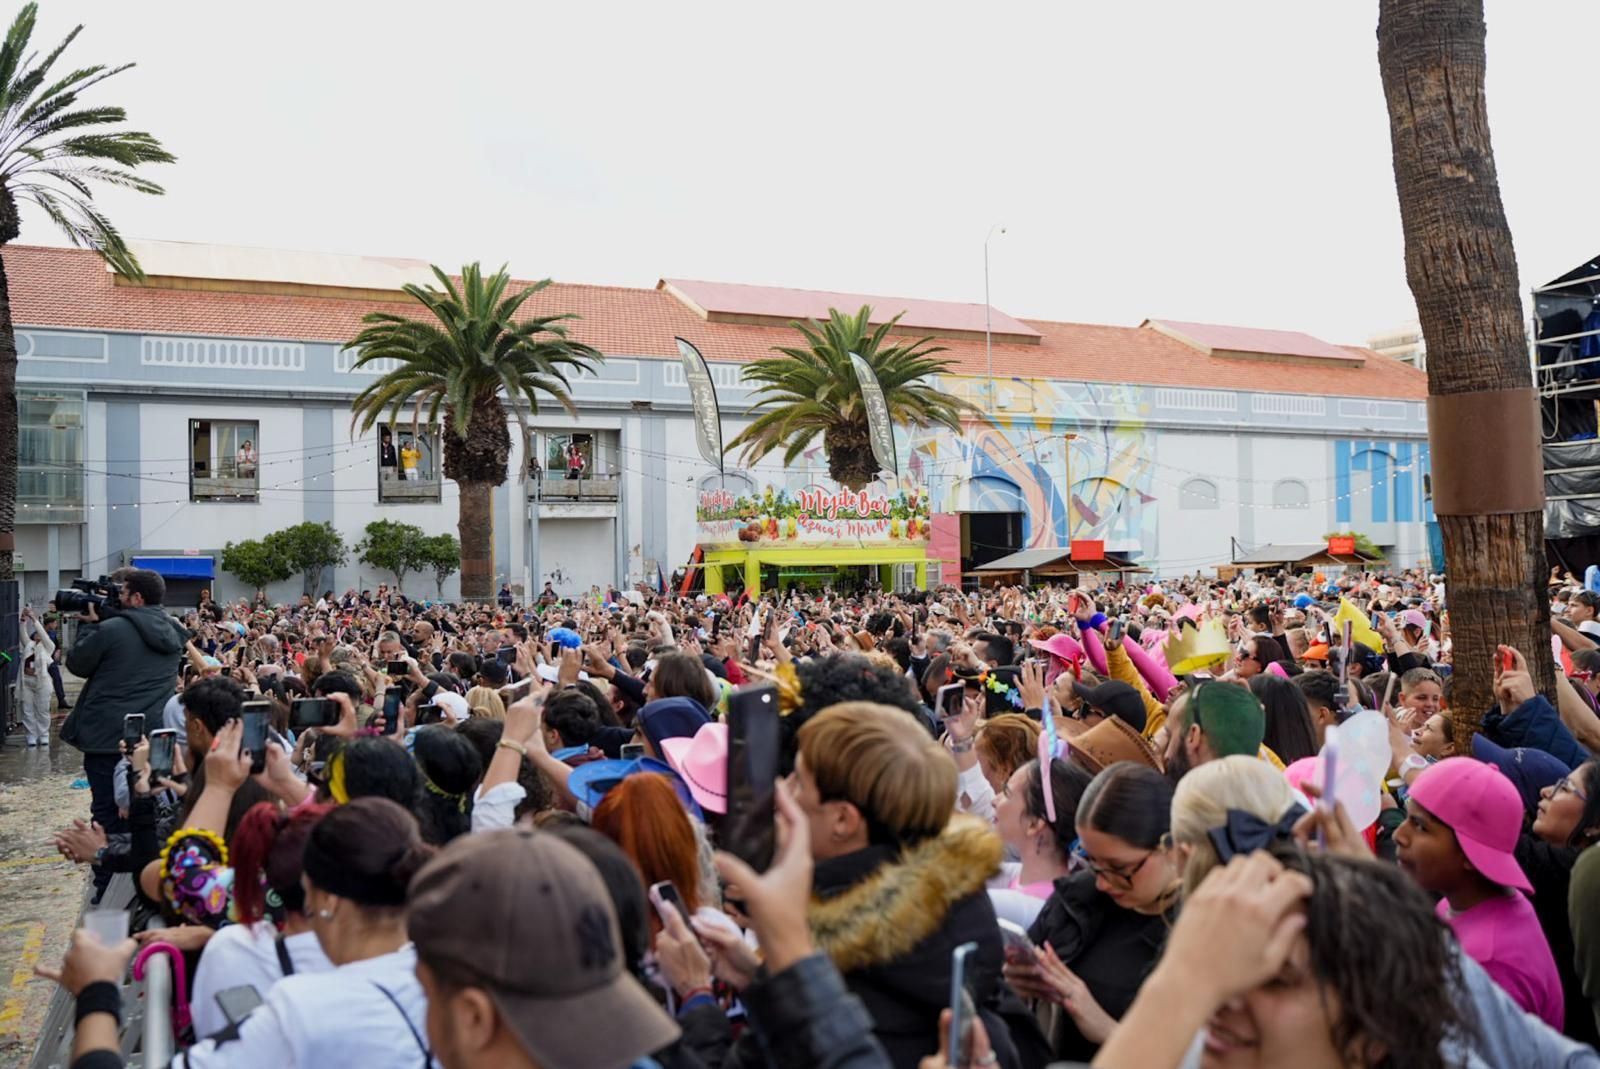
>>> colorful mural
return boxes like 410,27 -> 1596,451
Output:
903,376 -> 1162,560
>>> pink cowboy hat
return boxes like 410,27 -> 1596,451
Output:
1028,633 -> 1083,664
659,722 -> 728,815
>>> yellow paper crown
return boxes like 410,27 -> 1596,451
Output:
1165,616 -> 1232,676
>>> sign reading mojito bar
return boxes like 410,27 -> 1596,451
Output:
696,481 -> 932,548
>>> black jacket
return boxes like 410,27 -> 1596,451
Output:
1517,833 -> 1599,1047
1028,870 -> 1173,1063
806,817 -> 1035,1069
62,607 -> 187,754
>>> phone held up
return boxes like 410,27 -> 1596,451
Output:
947,941 -> 979,1068
380,686 -> 404,736
934,682 -> 965,725
647,880 -> 694,931
724,683 -> 780,873
240,700 -> 271,775
289,697 -> 340,730
147,728 -> 178,783
121,713 -> 146,750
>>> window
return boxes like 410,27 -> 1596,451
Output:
1272,478 -> 1309,509
1178,477 -> 1218,510
190,419 -> 259,500
17,389 -> 85,523
377,425 -> 442,502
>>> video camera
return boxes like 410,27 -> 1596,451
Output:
54,576 -> 122,616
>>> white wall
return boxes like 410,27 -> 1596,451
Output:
541,517 -> 617,597
1154,432 -> 1239,575
1248,437 -> 1332,547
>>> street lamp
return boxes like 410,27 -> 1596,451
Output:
984,223 -> 1005,411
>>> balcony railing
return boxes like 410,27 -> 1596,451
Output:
530,473 -> 620,502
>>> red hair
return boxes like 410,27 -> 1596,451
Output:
230,801 -> 334,925
591,773 -> 702,916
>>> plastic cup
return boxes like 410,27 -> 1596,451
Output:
83,909 -> 129,946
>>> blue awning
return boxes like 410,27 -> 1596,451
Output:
132,555 -> 214,579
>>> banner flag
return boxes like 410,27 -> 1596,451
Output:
848,351 -> 898,478
674,337 -> 724,472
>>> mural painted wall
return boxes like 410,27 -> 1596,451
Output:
904,376 -> 1161,558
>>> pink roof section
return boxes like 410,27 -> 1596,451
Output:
1143,318 -> 1362,363
662,278 -> 1042,340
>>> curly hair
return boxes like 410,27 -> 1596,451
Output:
780,652 -> 924,774
1268,844 -> 1475,1069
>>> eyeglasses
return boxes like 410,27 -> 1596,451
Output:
1072,836 -> 1171,887
1554,775 -> 1590,802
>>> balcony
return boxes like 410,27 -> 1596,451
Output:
531,474 -> 620,502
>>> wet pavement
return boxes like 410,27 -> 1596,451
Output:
0,688 -> 94,1066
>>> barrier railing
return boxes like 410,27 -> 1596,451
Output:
28,876 -> 173,1069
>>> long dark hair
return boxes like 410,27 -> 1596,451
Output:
1270,843 -> 1475,1069
1021,758 -> 1094,859
1565,762 -> 1600,849
411,726 -> 482,845
1077,762 -> 1172,847
1249,673 -> 1320,765
301,797 -> 432,910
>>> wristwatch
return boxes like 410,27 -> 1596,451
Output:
1398,754 -> 1429,778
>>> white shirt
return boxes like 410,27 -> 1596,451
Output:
471,780 -> 526,833
177,946 -> 429,1069
955,761 -> 995,825
1579,620 -> 1600,641
189,923 -> 333,1041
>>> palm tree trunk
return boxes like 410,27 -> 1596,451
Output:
458,481 -> 494,601
1378,0 -> 1551,737
0,245 -> 17,582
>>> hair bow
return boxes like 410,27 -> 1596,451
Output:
1205,805 -> 1307,863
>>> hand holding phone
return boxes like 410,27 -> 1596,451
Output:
240,701 -> 270,775
724,684 -> 780,873
647,880 -> 694,931
122,713 -> 146,750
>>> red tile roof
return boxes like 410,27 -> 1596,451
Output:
661,278 -> 1042,341
5,244 -> 1427,400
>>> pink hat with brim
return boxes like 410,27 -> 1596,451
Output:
1029,633 -> 1083,664
1409,757 -> 1533,892
660,722 -> 728,815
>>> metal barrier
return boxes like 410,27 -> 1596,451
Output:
28,876 -> 173,1069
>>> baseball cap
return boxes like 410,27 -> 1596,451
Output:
423,691 -> 471,724
408,829 -> 680,1067
547,626 -> 583,649
1469,735 -> 1570,816
477,659 -> 509,686
929,603 -> 951,617
567,757 -> 703,818
1293,594 -> 1314,610
1070,679 -> 1147,732
659,722 -> 728,814
1189,681 -> 1266,758
1400,609 -> 1429,632
1408,756 -> 1533,892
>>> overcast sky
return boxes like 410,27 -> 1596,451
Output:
21,1 -> 1598,346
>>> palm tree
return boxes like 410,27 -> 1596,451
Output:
347,263 -> 602,601
1378,0 -> 1551,734
0,3 -> 174,580
727,305 -> 976,490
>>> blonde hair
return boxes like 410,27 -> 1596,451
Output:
1170,754 -> 1298,895
798,702 -> 957,847
464,686 -> 505,720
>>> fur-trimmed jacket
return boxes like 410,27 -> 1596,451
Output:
807,816 -> 1034,1069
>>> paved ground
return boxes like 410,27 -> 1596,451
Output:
0,692 -> 93,1067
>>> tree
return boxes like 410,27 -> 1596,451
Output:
271,521 -> 347,596
221,536 -> 292,596
1378,0 -> 1552,734
354,519 -> 428,592
416,533 -> 461,599
726,306 -> 977,490
0,4 -> 174,580
1322,530 -> 1385,561
347,264 -> 601,600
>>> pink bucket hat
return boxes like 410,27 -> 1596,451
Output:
1408,757 -> 1532,892
659,722 -> 728,815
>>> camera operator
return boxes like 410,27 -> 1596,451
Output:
59,568 -> 187,900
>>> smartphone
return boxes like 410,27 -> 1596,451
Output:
214,984 -> 264,1027
496,646 -> 517,666
416,703 -> 446,727
997,919 -> 1034,964
935,682 -> 965,724
621,742 -> 646,760
221,667 -> 232,679
746,604 -> 767,663
947,942 -> 979,1069
289,697 -> 340,730
548,640 -> 562,662
386,659 -> 409,677
147,728 -> 177,783
1499,648 -> 1515,673
724,683 -> 780,873
240,702 -> 270,774
121,713 -> 145,749
647,880 -> 694,930
381,686 -> 403,736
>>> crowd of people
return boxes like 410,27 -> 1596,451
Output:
26,562 -> 1600,1068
